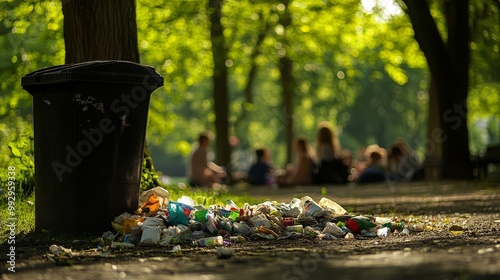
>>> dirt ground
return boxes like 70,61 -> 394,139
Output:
2,181 -> 500,280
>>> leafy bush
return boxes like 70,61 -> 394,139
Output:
0,116 -> 35,199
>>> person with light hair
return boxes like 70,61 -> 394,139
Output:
358,144 -> 387,184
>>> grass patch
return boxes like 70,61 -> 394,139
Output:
0,184 -> 267,245
0,193 -> 35,244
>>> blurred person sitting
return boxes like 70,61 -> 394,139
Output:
314,121 -> 349,184
188,131 -> 226,187
387,139 -> 421,181
247,148 -> 274,185
279,137 -> 315,186
358,144 -> 387,184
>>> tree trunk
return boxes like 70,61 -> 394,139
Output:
424,78 -> 443,180
233,22 -> 268,148
278,0 -> 296,164
62,0 -> 140,64
402,0 -> 473,180
208,0 -> 231,173
62,0 -> 161,188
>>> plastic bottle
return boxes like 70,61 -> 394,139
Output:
318,197 -> 348,216
233,222 -> 252,236
205,213 -> 219,235
285,225 -> 304,233
220,218 -> 234,233
303,200 -> 323,216
322,222 -> 345,237
192,236 -> 224,247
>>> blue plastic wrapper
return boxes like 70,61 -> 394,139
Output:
168,201 -> 192,225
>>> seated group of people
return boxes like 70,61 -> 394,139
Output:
355,141 -> 422,184
248,122 -> 350,186
188,122 -> 422,187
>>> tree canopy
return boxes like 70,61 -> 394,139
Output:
1,0 -> 499,182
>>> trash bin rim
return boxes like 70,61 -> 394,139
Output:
21,60 -> 164,87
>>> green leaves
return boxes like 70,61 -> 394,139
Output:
8,142 -> 21,157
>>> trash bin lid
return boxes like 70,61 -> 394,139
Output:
21,60 -> 164,88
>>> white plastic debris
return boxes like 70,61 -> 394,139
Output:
377,227 -> 390,237
322,222 -> 346,237
139,186 -> 170,208
49,244 -> 72,255
140,226 -> 161,245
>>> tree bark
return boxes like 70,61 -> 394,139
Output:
278,0 -> 296,164
62,0 -> 161,188
62,0 -> 140,64
424,78 -> 443,179
402,0 -> 473,180
208,0 -> 231,173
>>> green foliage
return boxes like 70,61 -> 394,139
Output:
140,157 -> 161,192
0,0 -> 498,178
0,116 -> 35,198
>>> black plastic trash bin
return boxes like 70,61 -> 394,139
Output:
21,61 -> 164,233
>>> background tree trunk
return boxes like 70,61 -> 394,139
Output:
402,0 -> 473,180
424,78 -> 443,179
233,22 -> 268,149
208,0 -> 232,174
278,0 -> 296,164
62,0 -> 161,188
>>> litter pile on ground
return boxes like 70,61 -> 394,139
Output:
87,186 -> 412,254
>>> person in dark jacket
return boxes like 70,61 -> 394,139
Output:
248,148 -> 273,185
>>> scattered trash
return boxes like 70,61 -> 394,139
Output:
49,244 -> 72,256
171,245 -> 182,253
193,236 -> 224,247
323,222 -> 346,237
376,227 -> 389,237
285,225 -> 304,233
140,226 -> 161,245
95,195 -> 424,254
139,187 -> 170,209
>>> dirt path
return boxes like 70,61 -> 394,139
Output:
2,182 -> 500,280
